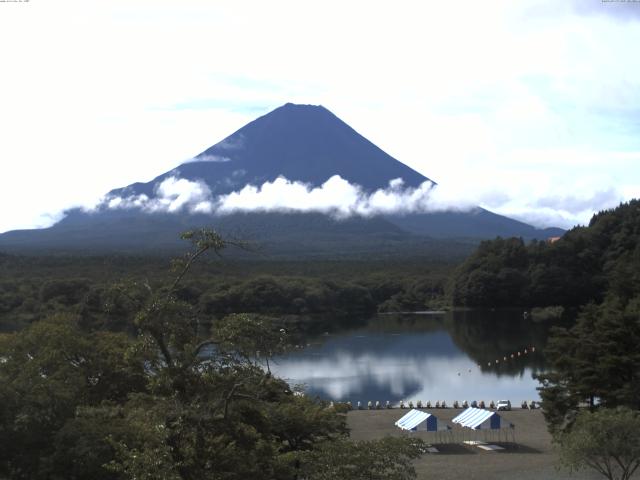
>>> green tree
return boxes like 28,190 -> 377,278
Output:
0,314 -> 146,479
558,408 -> 640,480
536,301 -> 640,434
294,436 -> 424,480
450,237 -> 529,307
97,229 -> 357,479
450,200 -> 640,308
213,313 -> 289,374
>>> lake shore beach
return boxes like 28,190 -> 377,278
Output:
347,409 -> 605,480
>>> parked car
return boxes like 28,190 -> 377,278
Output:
496,400 -> 511,411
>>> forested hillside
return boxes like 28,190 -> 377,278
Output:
450,199 -> 640,309
0,254 -> 451,333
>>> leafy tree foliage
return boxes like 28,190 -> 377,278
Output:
0,314 -> 147,479
536,300 -> 640,434
294,436 -> 424,480
199,275 -> 376,317
0,252 -> 453,332
39,278 -> 90,305
96,229 -> 351,479
558,408 -> 640,480
450,237 -> 529,307
451,199 -> 640,308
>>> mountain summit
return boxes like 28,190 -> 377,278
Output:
0,103 -> 563,255
110,103 -> 430,200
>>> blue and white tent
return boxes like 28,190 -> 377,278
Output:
395,409 -> 447,432
452,407 -> 506,430
451,407 -> 515,443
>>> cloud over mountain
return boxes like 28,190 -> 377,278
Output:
99,174 -> 478,218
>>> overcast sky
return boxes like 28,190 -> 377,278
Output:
1,0 -> 639,233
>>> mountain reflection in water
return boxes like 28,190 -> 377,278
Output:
271,310 -> 550,404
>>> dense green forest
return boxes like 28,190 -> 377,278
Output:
450,199 -> 640,309
0,253 -> 453,333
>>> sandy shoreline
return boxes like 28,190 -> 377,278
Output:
347,409 -> 608,480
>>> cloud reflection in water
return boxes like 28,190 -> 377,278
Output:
272,328 -> 540,404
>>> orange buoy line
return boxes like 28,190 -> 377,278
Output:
480,346 -> 537,371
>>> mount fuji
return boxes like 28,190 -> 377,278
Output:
0,103 -> 563,256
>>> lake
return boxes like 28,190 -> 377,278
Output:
271,310 -> 551,406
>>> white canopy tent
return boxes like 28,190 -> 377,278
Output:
451,408 -> 515,443
396,409 -> 437,431
452,407 -> 504,429
395,409 -> 452,443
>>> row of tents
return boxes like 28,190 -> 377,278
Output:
394,407 -> 516,444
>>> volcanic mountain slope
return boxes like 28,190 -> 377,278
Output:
0,103 -> 563,255
110,103 -> 430,200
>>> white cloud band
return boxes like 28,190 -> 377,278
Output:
99,174 -> 475,218
97,173 -> 628,229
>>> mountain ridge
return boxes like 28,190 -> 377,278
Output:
108,102 -> 432,200
0,103 -> 564,255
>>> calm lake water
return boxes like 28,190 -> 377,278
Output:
271,310 -> 551,405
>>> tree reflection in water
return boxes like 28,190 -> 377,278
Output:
272,310 -> 556,404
